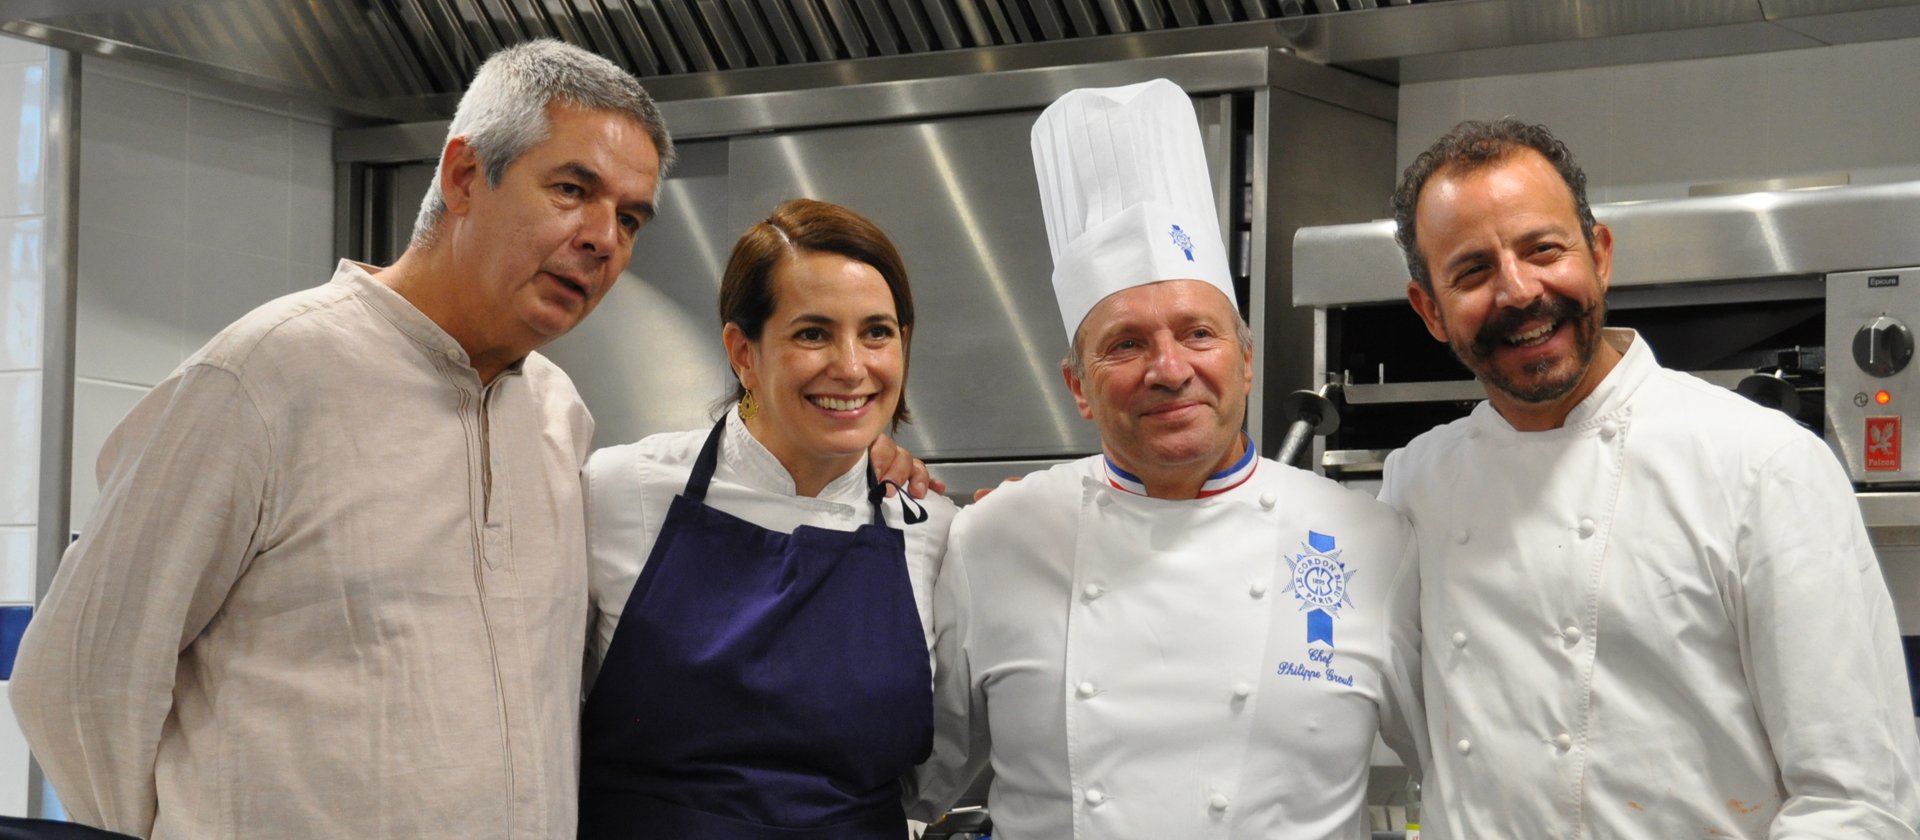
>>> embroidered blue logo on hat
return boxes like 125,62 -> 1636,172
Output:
1169,224 -> 1195,261
1284,531 -> 1356,646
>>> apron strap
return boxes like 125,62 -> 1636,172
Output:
682,418 -> 727,503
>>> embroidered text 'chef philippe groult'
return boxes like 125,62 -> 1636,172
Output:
905,79 -> 1430,840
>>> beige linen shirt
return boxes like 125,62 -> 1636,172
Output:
10,261 -> 594,839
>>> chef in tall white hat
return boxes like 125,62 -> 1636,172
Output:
905,79 -> 1436,840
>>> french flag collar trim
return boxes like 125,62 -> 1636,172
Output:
1103,436 -> 1256,498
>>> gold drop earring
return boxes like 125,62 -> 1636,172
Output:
738,388 -> 758,421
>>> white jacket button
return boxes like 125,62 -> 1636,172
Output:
1249,580 -> 1269,599
1563,625 -> 1583,643
1085,788 -> 1105,805
1554,733 -> 1573,750
1259,492 -> 1277,510
1076,681 -> 1096,699
1097,492 -> 1114,507
1082,583 -> 1104,601
1456,738 -> 1472,755
1209,793 -> 1230,811
1231,682 -> 1252,700
1453,527 -> 1469,545
1452,631 -> 1468,648
1599,421 -> 1619,440
1577,517 -> 1597,538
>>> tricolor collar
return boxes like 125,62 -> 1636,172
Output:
1104,436 -> 1257,498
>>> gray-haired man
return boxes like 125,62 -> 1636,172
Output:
11,40 -> 669,838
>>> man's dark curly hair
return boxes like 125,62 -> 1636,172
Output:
1391,118 -> 1597,293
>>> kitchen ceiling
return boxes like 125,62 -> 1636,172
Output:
0,0 -> 1441,113
5,0 -> 1920,123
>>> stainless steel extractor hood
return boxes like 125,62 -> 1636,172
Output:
8,0 -> 1920,124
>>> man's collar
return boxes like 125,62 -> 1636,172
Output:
1103,434 -> 1257,498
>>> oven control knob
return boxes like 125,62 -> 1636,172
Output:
1853,316 -> 1914,377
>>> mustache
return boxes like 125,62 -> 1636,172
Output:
1469,295 -> 1590,359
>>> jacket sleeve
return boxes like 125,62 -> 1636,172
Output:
902,511 -> 992,822
7,363 -> 271,836
1375,512 -> 1430,782
1736,434 -> 1920,838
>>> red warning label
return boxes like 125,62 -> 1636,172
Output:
1865,417 -> 1901,472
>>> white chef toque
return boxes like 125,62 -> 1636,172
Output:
1030,78 -> 1236,342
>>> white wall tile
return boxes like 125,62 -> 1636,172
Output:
289,118 -> 336,270
0,33 -> 48,66
0,218 -> 42,372
0,527 -> 30,603
183,244 -> 287,341
69,379 -> 148,529
0,371 -> 39,526
0,682 -> 29,818
78,71 -> 189,241
0,61 -> 47,218
88,55 -> 193,95
187,99 -> 290,261
75,225 -> 187,387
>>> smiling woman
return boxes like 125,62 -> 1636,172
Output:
719,199 -> 917,495
576,198 -> 956,840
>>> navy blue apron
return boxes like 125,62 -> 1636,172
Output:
579,419 -> 933,840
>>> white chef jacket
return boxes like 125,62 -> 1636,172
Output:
1381,328 -> 1920,839
906,455 -> 1427,840
10,261 -> 593,839
582,409 -> 957,686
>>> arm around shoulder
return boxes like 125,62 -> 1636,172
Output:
9,364 -> 272,835
903,506 -> 991,821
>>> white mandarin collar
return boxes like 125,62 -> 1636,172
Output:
1470,328 -> 1654,441
720,407 -> 871,505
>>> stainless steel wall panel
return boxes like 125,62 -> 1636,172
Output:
537,140 -> 743,446
1027,0 -> 1070,40
728,111 -> 1100,459
1254,86 -> 1396,451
